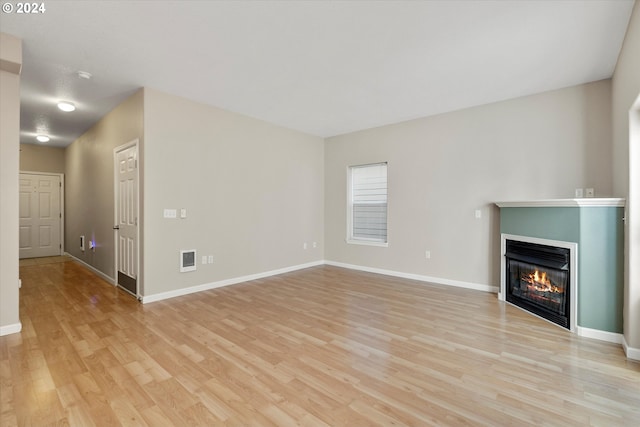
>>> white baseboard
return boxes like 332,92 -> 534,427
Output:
576,326 -> 623,344
142,260 -> 325,304
0,322 -> 22,336
64,252 -> 116,285
622,336 -> 640,361
324,260 -> 499,293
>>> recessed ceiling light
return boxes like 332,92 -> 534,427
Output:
36,135 -> 50,143
77,71 -> 92,80
57,101 -> 76,112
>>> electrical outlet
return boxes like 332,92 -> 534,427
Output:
575,188 -> 584,198
312,241 -> 317,248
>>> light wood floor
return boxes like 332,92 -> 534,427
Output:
2,262 -> 639,426
18,255 -> 72,267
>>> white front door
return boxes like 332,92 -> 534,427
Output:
114,142 -> 139,296
19,173 -> 62,258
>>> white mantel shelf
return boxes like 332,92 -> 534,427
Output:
495,198 -> 625,208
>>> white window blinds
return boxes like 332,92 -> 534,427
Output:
349,163 -> 387,243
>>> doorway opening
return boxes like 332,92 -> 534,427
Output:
625,94 -> 640,358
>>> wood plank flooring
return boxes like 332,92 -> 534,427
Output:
1,261 -> 639,426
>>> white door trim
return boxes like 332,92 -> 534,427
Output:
113,139 -> 140,298
19,171 -> 65,257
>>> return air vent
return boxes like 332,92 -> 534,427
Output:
180,249 -> 196,273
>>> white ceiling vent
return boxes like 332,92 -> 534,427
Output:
180,249 -> 197,273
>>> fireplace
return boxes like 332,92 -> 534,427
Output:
501,234 -> 577,331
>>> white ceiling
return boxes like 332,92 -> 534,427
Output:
0,0 -> 635,147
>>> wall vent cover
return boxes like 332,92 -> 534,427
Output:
180,249 -> 197,272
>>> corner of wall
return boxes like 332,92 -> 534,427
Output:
0,32 -> 22,334
64,88 -> 144,283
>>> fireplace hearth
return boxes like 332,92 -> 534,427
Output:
501,234 -> 577,331
505,239 -> 570,328
497,199 -> 624,341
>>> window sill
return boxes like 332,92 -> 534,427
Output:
346,239 -> 389,248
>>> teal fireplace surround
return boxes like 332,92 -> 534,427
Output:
498,200 -> 625,334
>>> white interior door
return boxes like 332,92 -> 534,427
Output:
19,173 -> 62,258
114,142 -> 138,295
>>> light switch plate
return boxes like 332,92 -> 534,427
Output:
164,209 -> 177,218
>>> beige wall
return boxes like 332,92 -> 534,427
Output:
65,90 -> 144,280
20,143 -> 65,174
0,33 -> 22,334
143,88 -> 324,297
325,80 -> 612,288
612,1 -> 640,354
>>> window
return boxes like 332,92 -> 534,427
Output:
348,162 -> 388,245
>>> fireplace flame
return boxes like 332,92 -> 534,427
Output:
523,270 -> 562,293
533,270 -> 548,285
